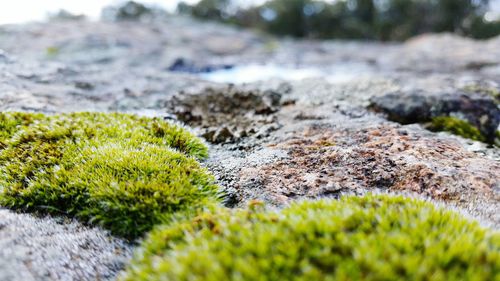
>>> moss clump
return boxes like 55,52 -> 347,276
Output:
0,112 -> 44,148
122,195 -> 500,281
46,46 -> 60,57
428,116 -> 486,142
0,112 -> 218,239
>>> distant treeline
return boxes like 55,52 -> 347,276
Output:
177,0 -> 500,40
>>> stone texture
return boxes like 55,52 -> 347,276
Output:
0,209 -> 131,281
369,90 -> 500,142
169,85 -> 283,143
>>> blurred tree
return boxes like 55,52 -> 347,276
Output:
116,1 -> 152,20
178,0 -> 498,41
464,15 -> 500,38
178,0 -> 232,20
262,0 -> 309,37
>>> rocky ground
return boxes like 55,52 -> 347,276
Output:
0,13 -> 499,281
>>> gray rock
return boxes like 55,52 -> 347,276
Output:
0,49 -> 12,63
369,90 -> 500,142
0,209 -> 131,281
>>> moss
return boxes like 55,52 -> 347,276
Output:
428,116 -> 486,142
46,46 -> 60,57
122,194 -> 500,281
0,112 -> 218,239
0,112 -> 44,148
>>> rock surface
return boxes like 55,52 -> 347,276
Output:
0,209 -> 131,281
170,85 -> 283,143
208,94 -> 499,225
0,13 -> 499,281
369,90 -> 500,142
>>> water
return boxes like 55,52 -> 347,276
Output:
200,64 -> 324,84
200,63 -> 375,84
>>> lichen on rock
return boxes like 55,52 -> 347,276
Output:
169,85 -> 283,144
0,112 -> 219,239
462,84 -> 500,105
232,123 -> 500,226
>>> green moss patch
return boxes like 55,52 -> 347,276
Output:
0,112 -> 44,148
428,116 -> 486,142
122,195 -> 500,281
0,112 -> 218,239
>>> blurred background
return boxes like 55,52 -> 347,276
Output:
1,0 -> 500,40
0,0 -> 499,136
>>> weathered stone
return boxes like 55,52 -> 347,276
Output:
169,85 -> 282,143
74,81 -> 94,90
0,49 -> 12,63
204,36 -> 248,55
167,58 -> 234,74
233,122 -> 499,224
369,90 -> 500,142
213,127 -> 234,144
0,209 -> 131,281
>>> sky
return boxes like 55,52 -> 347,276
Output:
0,0 -> 499,25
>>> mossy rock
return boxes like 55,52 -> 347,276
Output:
463,85 -> 500,105
428,116 -> 487,143
0,112 -> 219,239
122,195 -> 500,281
